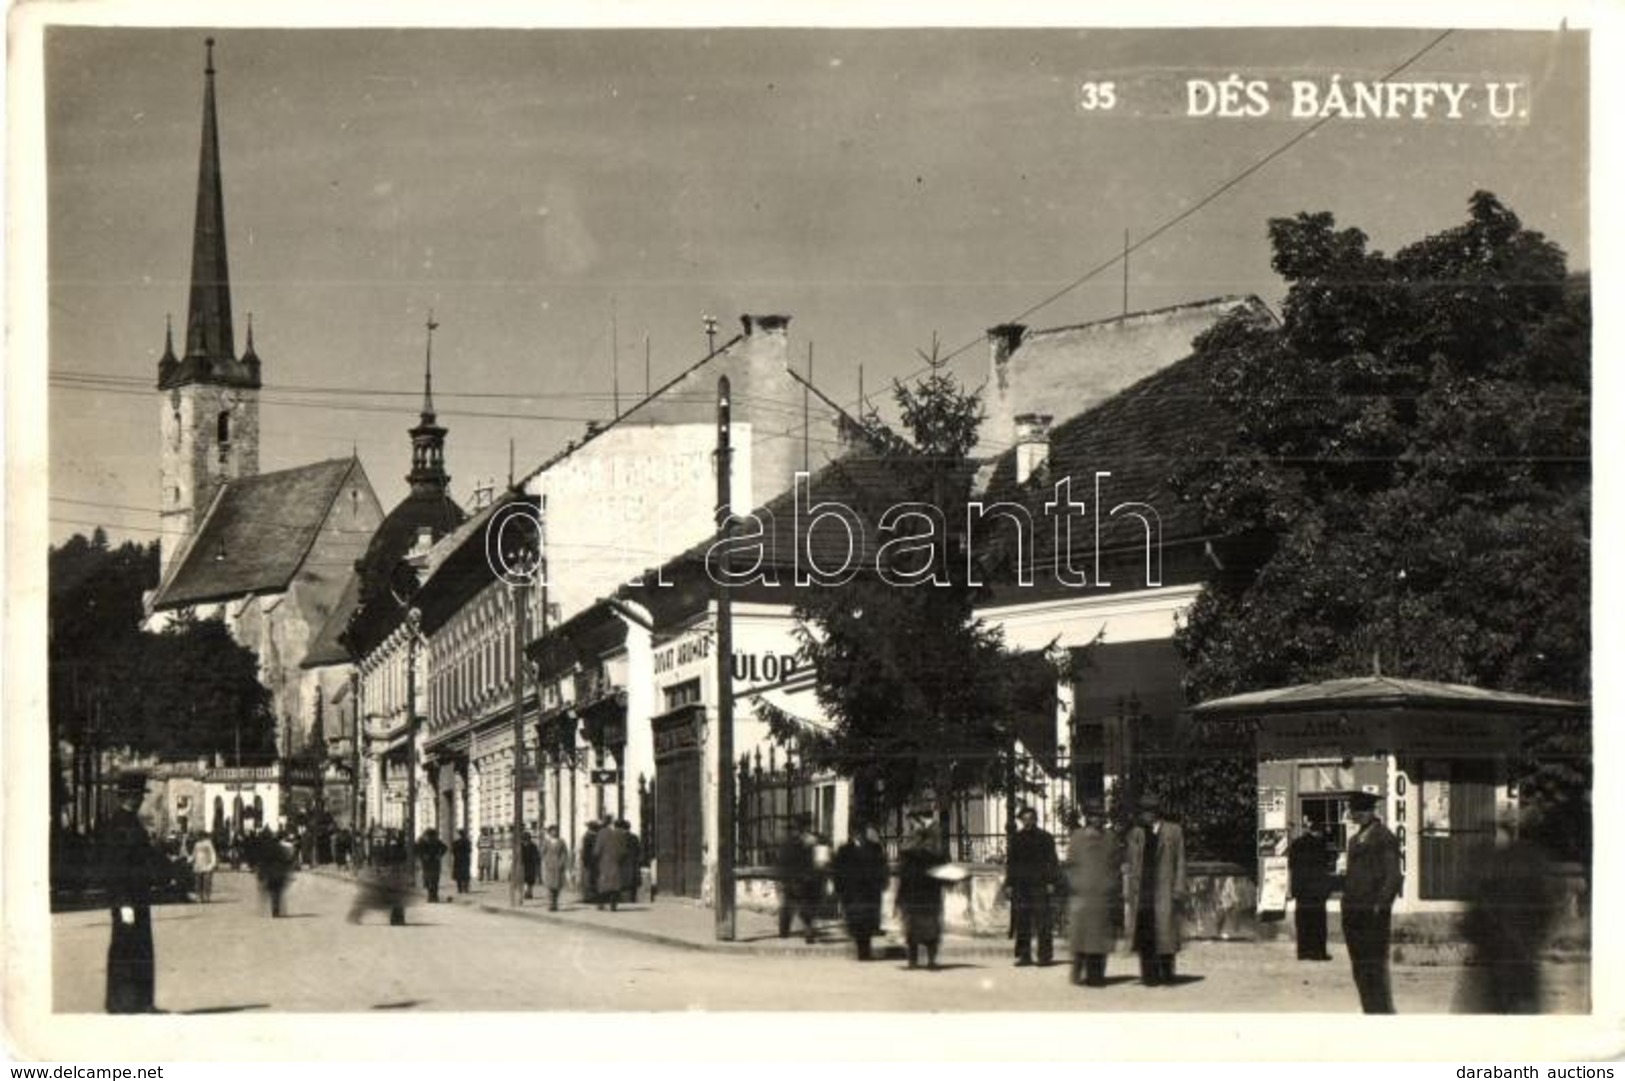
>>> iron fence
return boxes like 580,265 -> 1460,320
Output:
736,748 -> 1077,867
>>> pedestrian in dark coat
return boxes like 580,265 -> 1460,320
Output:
895,822 -> 947,970
617,820 -> 641,904
1342,791 -> 1403,1013
595,818 -> 629,911
452,829 -> 473,894
103,774 -> 158,1013
540,825 -> 569,910
832,824 -> 889,961
1065,801 -> 1118,987
774,814 -> 820,942
1456,808 -> 1561,1014
580,821 -> 601,904
1288,816 -> 1336,961
256,829 -> 296,917
1004,805 -> 1060,966
416,828 -> 448,903
521,832 -> 541,899
1123,796 -> 1187,986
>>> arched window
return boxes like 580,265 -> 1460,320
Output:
217,410 -> 231,445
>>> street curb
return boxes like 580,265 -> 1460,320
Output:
470,900 -> 1021,958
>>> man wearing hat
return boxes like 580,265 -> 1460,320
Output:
1288,815 -> 1336,961
1004,805 -> 1060,966
1342,790 -> 1402,1013
1123,794 -> 1187,985
102,772 -> 159,1013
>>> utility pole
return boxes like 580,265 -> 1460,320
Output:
703,314 -> 718,356
405,610 -> 422,849
611,298 -> 621,418
804,342 -> 812,473
714,375 -> 737,941
352,670 -> 363,838
507,517 -> 538,907
1122,229 -> 1130,316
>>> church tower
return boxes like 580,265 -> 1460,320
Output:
158,38 -> 261,575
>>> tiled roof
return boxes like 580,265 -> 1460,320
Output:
976,318 -> 1263,581
302,571 -> 361,669
343,491 -> 469,658
152,458 -> 363,609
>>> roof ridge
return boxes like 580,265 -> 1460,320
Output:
519,333 -> 746,487
1019,294 -> 1267,341
276,457 -> 366,595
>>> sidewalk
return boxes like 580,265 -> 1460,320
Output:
311,866 -> 1007,958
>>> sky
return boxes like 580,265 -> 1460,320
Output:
40,22 -> 1590,547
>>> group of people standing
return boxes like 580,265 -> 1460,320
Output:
1002,797 -> 1188,988
577,817 -> 644,910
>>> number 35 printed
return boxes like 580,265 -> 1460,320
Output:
1078,81 -> 1118,110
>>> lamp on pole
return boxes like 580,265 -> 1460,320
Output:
497,503 -> 542,907
714,374 -> 737,941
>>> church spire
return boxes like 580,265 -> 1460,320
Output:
184,37 -> 235,365
421,309 -> 438,420
407,312 -> 451,497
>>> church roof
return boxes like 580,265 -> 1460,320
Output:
151,457 -> 367,609
341,490 -> 468,658
302,571 -> 362,669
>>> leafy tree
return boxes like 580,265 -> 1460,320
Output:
1169,192 -> 1590,862
763,345 -> 1061,830
48,532 -> 277,773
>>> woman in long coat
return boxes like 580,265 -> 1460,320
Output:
1122,798 -> 1187,985
594,819 -> 629,911
1065,803 -> 1118,987
895,824 -> 947,970
539,825 -> 570,910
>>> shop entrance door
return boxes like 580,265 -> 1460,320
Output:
653,705 -> 705,898
1420,758 -> 1495,899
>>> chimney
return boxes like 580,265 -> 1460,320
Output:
1014,412 -> 1053,485
741,314 -> 791,337
988,323 -> 1026,393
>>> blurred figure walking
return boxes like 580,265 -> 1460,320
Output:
1065,800 -> 1118,987
1455,807 -> 1562,1014
896,816 -> 947,970
775,813 -> 820,942
833,823 -> 888,961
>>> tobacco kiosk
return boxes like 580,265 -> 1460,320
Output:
1190,675 -> 1587,929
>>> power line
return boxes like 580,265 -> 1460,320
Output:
758,28 -> 1461,448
